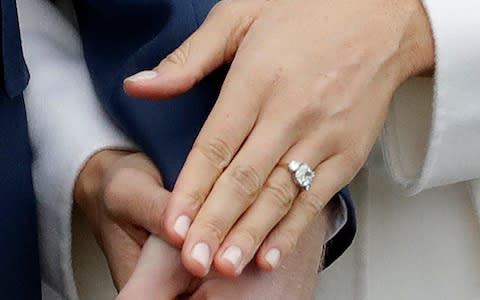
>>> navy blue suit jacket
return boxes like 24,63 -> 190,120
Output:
0,0 -> 41,298
73,0 -> 356,268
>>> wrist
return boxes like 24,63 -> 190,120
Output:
395,0 -> 435,80
74,149 -> 131,225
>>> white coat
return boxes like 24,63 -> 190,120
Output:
319,0 -> 480,298
18,0 -> 480,299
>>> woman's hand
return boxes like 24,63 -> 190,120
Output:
125,0 -> 434,277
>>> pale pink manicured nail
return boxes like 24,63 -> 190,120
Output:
222,246 -> 243,269
265,248 -> 281,269
191,242 -> 211,269
125,70 -> 158,82
173,215 -> 191,239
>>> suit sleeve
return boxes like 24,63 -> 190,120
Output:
18,0 -> 135,298
380,0 -> 480,195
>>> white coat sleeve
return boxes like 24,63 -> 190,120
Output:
18,0 -> 135,298
380,0 -> 480,195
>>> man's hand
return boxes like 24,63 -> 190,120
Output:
74,151 -> 173,290
117,194 -> 330,300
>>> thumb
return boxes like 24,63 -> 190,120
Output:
102,157 -> 170,238
123,0 -> 262,100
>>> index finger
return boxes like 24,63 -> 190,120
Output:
163,67 -> 263,246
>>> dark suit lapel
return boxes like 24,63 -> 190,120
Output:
0,0 -> 29,99
0,0 -> 41,298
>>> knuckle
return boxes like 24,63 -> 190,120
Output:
201,217 -> 229,243
225,165 -> 262,199
225,15 -> 254,60
264,179 -> 296,213
247,65 -> 287,91
102,168 -> 132,215
298,192 -> 327,218
296,100 -> 322,123
264,65 -> 286,88
182,189 -> 207,213
343,147 -> 368,174
235,225 -> 261,249
208,1 -> 263,63
163,40 -> 201,86
280,227 -> 300,252
343,45 -> 371,66
146,198 -> 164,233
194,137 -> 234,171
165,44 -> 190,66
102,185 -> 119,214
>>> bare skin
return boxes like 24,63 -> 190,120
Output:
118,207 -> 327,300
75,150 -> 328,299
74,0 -> 434,297
125,0 -> 434,277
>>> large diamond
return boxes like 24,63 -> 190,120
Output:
294,163 -> 315,190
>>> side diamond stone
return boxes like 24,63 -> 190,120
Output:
288,160 -> 300,172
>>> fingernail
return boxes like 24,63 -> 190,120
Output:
222,246 -> 243,270
125,70 -> 158,82
191,242 -> 211,269
265,248 -> 281,269
173,215 -> 191,239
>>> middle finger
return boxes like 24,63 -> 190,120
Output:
213,130 -> 335,275
180,116 -> 296,276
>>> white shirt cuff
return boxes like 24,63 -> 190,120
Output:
325,195 -> 348,243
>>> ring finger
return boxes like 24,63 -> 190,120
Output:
212,134 -> 336,275
179,118 -> 295,277
256,154 -> 354,271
